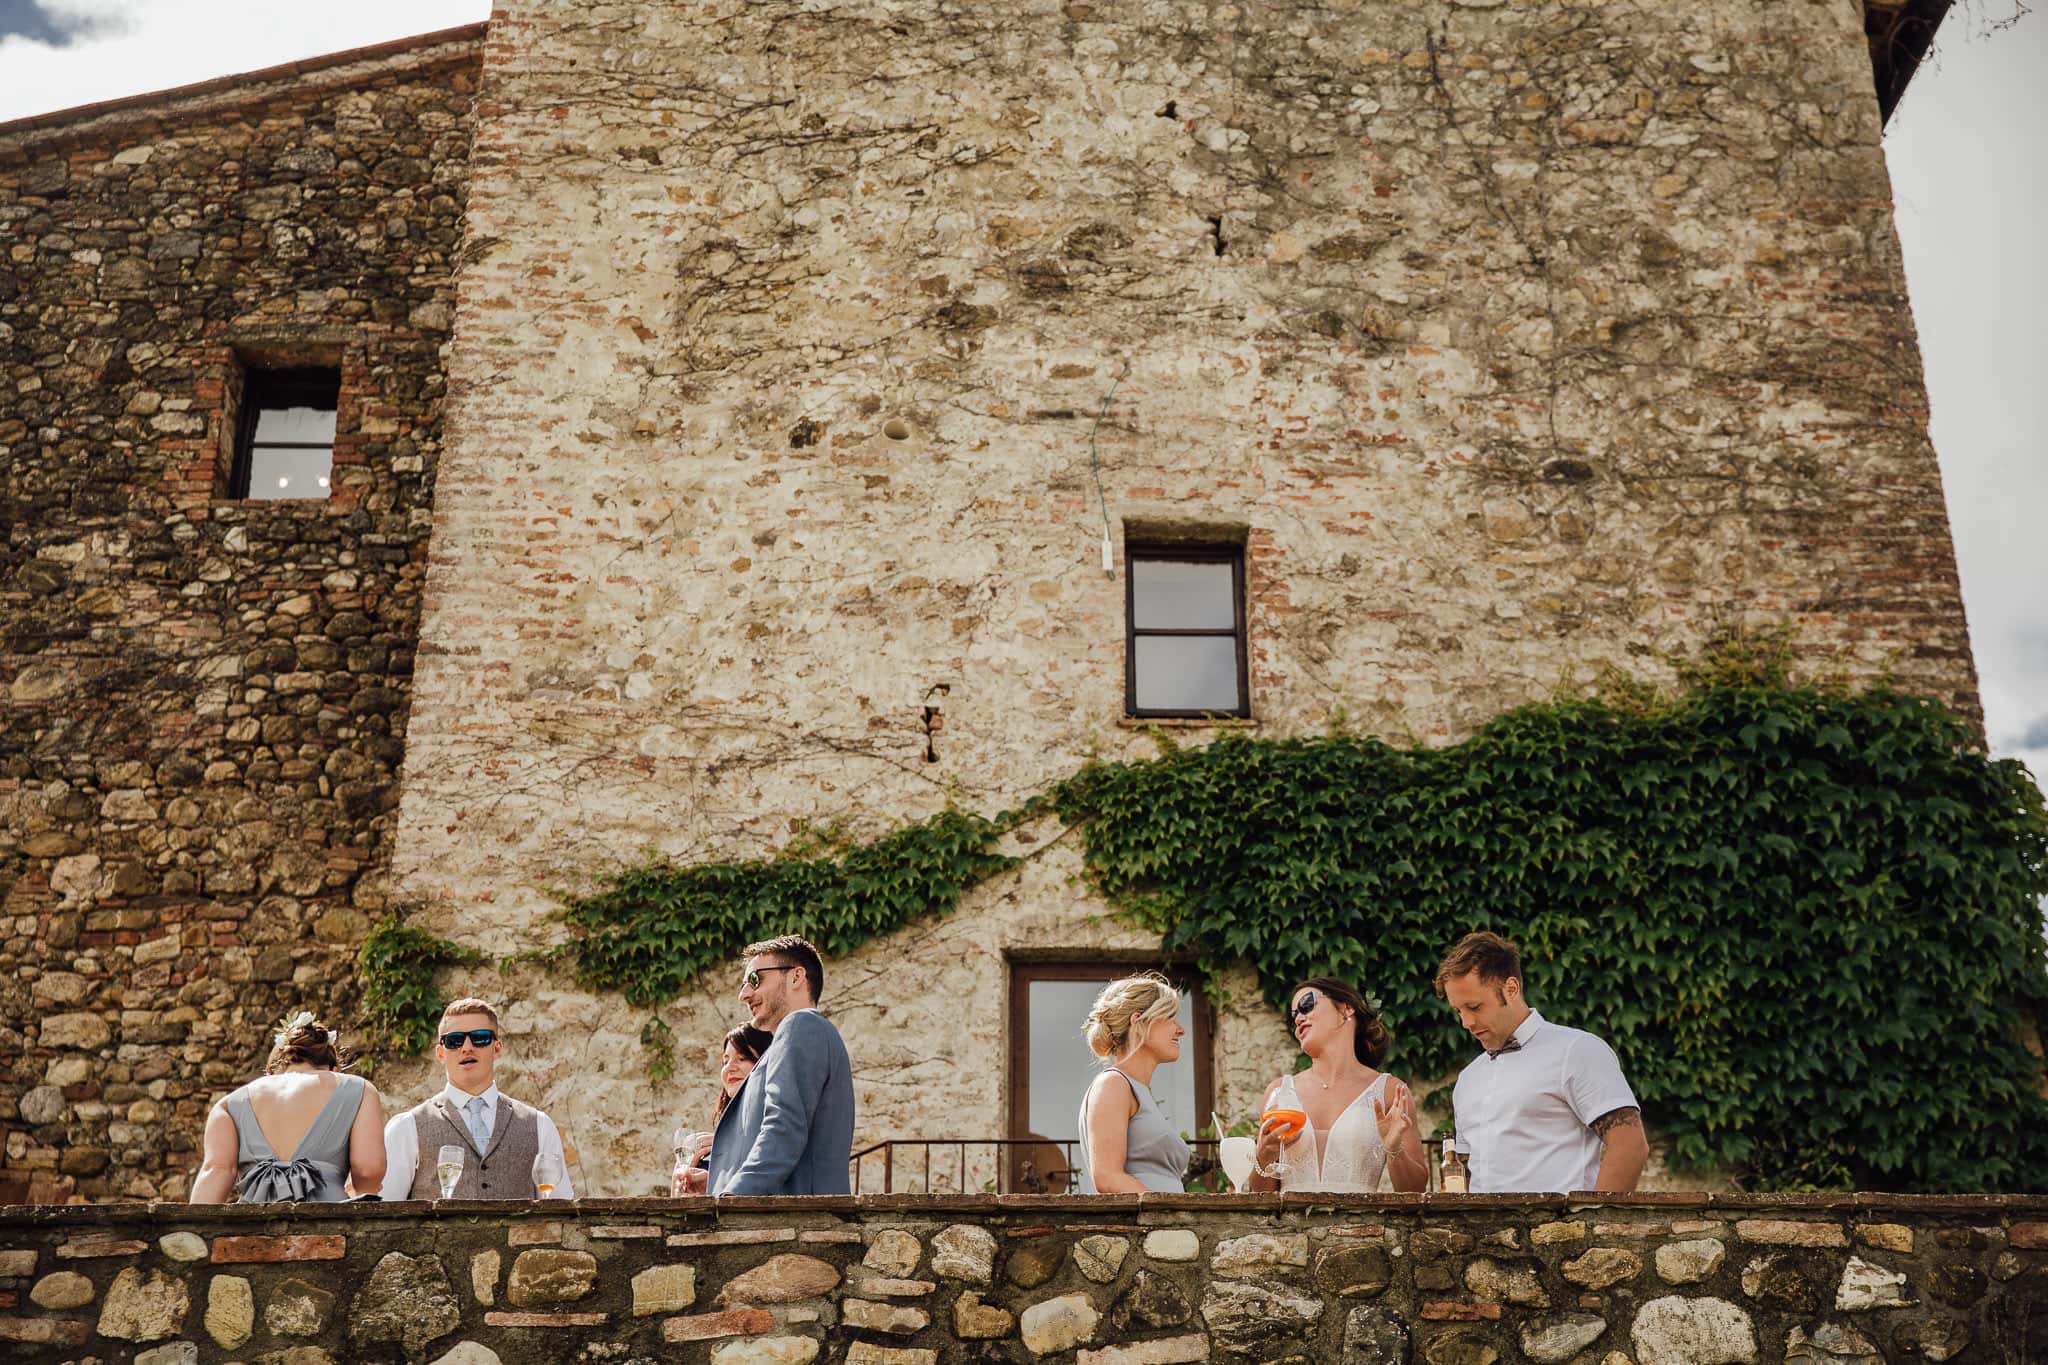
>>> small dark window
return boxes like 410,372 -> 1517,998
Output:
1125,543 -> 1249,717
231,365 -> 338,500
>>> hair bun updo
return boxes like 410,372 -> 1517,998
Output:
266,1016 -> 342,1074
1082,972 -> 1181,1064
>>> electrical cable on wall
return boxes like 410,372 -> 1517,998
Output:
1088,360 -> 1129,576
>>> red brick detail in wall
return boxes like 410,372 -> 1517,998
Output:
211,1234 -> 348,1263
0,50 -> 475,1203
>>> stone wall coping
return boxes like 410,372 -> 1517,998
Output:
6,1190 -> 2046,1228
0,20 -> 485,156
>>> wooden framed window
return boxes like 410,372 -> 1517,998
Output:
1007,960 -> 1214,1193
1125,543 -> 1249,717
230,364 -> 338,500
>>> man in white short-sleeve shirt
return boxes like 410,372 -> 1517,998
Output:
1437,931 -> 1647,1193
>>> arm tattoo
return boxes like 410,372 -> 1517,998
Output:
1591,1106 -> 1642,1138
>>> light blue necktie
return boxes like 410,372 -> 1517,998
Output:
466,1096 -> 491,1152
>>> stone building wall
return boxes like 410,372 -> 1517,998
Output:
0,1194 -> 2041,1362
0,30 -> 483,1202
390,0 -> 1977,1193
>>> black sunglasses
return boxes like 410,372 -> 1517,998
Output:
742,965 -> 798,991
440,1028 -> 497,1049
1289,990 -> 1319,1020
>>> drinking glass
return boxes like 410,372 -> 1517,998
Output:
1258,1077 -> 1306,1180
435,1144 -> 465,1200
1212,1111 -> 1256,1192
673,1127 -> 709,1172
532,1152 -> 564,1199
670,1127 -> 711,1195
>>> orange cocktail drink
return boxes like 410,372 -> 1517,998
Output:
1262,1106 -> 1308,1140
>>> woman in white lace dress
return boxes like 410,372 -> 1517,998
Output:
1247,978 -> 1429,1193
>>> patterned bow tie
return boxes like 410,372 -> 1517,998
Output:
1487,1038 -> 1523,1060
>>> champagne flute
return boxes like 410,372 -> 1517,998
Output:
672,1127 -> 708,1195
532,1152 -> 564,1199
435,1144 -> 465,1200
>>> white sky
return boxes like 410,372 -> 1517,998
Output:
1886,6 -> 2048,797
0,1 -> 492,119
0,1 -> 2041,797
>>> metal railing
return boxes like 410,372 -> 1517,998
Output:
849,1136 -> 1458,1194
849,1138 -> 1084,1195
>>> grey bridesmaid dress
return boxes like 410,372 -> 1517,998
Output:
1078,1070 -> 1190,1193
222,1072 -> 365,1202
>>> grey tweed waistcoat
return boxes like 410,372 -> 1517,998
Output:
406,1093 -> 542,1200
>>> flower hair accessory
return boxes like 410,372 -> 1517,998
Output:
273,1010 -> 339,1049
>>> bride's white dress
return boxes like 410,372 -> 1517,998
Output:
1279,1073 -> 1390,1193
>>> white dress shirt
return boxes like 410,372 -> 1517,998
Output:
1450,1010 -> 1637,1194
378,1083 -> 574,1200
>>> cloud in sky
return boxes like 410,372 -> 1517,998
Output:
2011,715 -> 2048,752
0,0 -> 97,46
0,0 -> 489,124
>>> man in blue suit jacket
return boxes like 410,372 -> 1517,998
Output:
706,935 -> 855,1196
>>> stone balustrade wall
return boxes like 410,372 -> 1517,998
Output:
1,1194 -> 2042,1363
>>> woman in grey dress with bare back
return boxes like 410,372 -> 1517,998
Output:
188,1013 -> 388,1202
1078,973 -> 1191,1193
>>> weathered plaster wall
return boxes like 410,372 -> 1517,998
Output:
394,0 -> 1974,1193
0,36 -> 481,1201
1,1195 -> 2041,1362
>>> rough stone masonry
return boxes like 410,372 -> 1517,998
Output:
0,0 -> 1981,1199
394,0 -> 1977,1192
1,1193 -> 2044,1363
0,30 -> 481,1201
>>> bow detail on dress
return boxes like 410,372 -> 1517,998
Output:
233,1155 -> 334,1203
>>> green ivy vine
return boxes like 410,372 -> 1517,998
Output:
357,915 -> 489,1057
1051,681 -> 2048,1192
546,809 -> 1020,1007
509,646 -> 2048,1192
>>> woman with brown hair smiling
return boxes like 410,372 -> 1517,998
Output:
1247,977 -> 1428,1193
672,1022 -> 774,1194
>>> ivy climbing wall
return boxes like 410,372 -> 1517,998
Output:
390,0 -> 1985,1192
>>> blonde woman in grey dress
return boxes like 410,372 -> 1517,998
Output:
1078,972 -> 1191,1193
188,1013 -> 387,1203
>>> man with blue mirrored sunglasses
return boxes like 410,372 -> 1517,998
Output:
379,996 -> 575,1200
